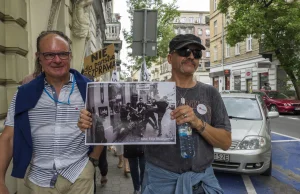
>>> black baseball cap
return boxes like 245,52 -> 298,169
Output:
169,34 -> 206,53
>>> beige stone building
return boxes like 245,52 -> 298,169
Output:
0,0 -> 122,193
209,0 -> 278,92
159,10 -> 211,83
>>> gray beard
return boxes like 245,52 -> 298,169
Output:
179,61 -> 195,75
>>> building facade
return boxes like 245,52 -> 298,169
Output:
0,0 -> 121,193
0,0 -> 122,120
209,0 -> 278,92
159,10 -> 211,83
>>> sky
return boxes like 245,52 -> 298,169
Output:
113,0 -> 210,68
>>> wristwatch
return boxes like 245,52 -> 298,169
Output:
89,157 -> 99,167
198,119 -> 206,134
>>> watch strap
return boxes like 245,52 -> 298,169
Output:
198,119 -> 206,134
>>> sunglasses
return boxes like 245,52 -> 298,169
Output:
172,48 -> 202,59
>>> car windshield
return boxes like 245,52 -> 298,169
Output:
222,97 -> 262,120
266,91 -> 289,99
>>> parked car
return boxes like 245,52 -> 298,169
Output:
213,93 -> 279,176
252,90 -> 300,114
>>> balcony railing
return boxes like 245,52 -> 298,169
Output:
105,23 -> 121,41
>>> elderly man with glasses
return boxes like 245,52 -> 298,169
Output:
0,30 -> 103,194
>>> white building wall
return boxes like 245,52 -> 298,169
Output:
210,57 -> 277,92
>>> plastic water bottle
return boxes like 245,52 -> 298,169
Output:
178,123 -> 195,158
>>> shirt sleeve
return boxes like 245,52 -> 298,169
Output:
210,89 -> 231,132
4,91 -> 18,127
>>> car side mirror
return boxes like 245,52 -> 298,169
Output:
267,111 -> 279,119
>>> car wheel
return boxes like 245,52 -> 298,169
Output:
261,160 -> 272,176
270,105 -> 278,112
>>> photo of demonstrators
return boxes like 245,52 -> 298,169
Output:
85,82 -> 176,145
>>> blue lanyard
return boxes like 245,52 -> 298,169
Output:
44,77 -> 75,105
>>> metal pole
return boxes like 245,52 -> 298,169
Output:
141,9 -> 148,81
221,13 -> 225,91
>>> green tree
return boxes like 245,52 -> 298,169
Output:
123,0 -> 180,71
218,0 -> 300,99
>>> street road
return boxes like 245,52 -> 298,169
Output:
215,114 -> 300,194
270,114 -> 300,138
96,114 -> 300,194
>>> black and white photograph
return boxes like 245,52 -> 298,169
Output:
85,82 -> 176,145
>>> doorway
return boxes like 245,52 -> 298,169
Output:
246,79 -> 253,93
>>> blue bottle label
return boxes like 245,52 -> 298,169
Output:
178,124 -> 192,136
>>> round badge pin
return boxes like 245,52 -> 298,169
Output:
197,104 -> 207,115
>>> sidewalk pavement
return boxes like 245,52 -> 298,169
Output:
95,149 -> 135,194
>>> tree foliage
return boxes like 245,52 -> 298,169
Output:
123,0 -> 180,71
218,0 -> 300,99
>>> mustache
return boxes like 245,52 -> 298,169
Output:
179,59 -> 197,74
181,59 -> 197,66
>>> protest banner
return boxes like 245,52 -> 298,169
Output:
83,44 -> 115,78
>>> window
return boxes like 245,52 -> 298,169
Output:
174,18 -> 179,23
214,21 -> 217,36
189,17 -> 194,23
187,28 -> 192,34
222,97 -> 262,120
246,35 -> 252,51
205,29 -> 210,36
234,76 -> 241,90
266,91 -> 289,99
235,43 -> 240,55
199,15 -> 202,24
181,17 -> 186,23
174,29 -> 178,34
206,51 -> 210,58
214,0 -> 217,11
226,44 -> 230,57
259,73 -> 269,89
214,46 -> 217,61
205,62 -> 210,67
198,28 -> 203,36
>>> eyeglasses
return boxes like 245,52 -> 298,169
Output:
172,48 -> 202,59
39,52 -> 71,60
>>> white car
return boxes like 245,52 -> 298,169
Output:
213,93 -> 279,176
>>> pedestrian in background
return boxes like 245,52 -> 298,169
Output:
124,145 -> 145,194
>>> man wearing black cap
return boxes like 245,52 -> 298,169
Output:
77,34 -> 232,194
142,34 -> 232,194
